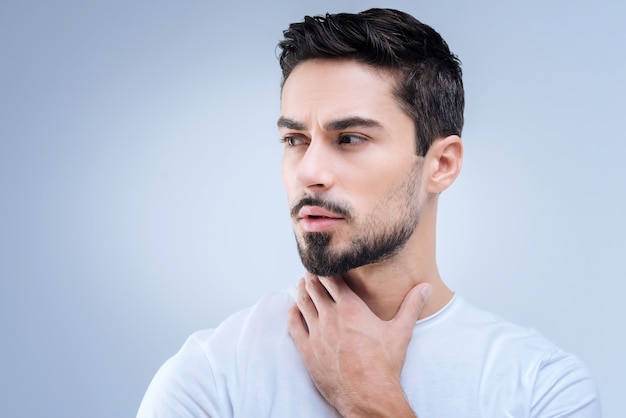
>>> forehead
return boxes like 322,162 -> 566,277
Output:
279,59 -> 403,127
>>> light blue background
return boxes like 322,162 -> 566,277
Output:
1,1 -> 624,417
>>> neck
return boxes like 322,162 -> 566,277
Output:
341,202 -> 453,321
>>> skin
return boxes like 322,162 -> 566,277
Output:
280,59 -> 463,417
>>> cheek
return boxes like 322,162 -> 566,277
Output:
360,166 -> 416,209
357,167 -> 400,197
280,156 -> 292,185
281,159 -> 298,202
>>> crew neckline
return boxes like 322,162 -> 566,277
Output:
287,285 -> 462,331
414,293 -> 460,329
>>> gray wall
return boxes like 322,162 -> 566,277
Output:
1,0 -> 623,416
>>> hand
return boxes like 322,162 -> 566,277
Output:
287,273 -> 432,417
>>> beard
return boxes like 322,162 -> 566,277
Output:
292,161 -> 423,277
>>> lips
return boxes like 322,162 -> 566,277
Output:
297,206 -> 344,232
298,206 -> 344,220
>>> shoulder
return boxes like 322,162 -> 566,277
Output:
207,288 -> 295,352
137,288 -> 296,418
455,297 -> 602,416
529,346 -> 601,417
410,296 -> 601,416
136,330 -> 221,417
443,297 -> 571,356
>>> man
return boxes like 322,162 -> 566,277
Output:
138,8 -> 600,417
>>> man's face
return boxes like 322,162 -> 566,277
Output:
279,59 -> 425,276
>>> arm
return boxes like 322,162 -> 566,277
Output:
287,274 -> 432,418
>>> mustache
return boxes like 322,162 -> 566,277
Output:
290,196 -> 352,219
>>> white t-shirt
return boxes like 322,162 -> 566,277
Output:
137,290 -> 601,417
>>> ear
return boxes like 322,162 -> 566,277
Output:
424,135 -> 463,193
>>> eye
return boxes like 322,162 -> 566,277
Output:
281,135 -> 307,147
338,134 -> 367,145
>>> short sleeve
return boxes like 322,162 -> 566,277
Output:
136,331 -> 224,418
531,350 -> 602,418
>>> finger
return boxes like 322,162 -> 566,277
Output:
393,283 -> 432,330
318,275 -> 359,305
287,304 -> 311,352
304,273 -> 335,310
295,277 -> 318,323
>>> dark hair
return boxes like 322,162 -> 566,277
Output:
278,8 -> 464,156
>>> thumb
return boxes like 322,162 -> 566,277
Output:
393,283 -> 433,328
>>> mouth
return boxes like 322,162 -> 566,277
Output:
297,206 -> 345,232
297,206 -> 344,221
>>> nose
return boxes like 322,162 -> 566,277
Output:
295,140 -> 335,192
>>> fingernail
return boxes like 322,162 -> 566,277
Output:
420,284 -> 433,300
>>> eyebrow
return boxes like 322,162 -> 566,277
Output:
277,117 -> 305,130
277,116 -> 383,132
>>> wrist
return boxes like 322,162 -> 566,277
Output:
338,382 -> 416,418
